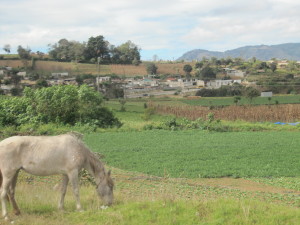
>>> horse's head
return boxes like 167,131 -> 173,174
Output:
96,170 -> 114,206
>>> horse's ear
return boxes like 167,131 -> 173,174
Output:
107,170 -> 111,176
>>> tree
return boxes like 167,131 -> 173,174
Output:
244,87 -> 260,104
288,61 -> 297,72
84,35 -> 110,63
233,96 -> 241,105
17,45 -> 32,68
17,45 -> 31,60
183,64 -> 193,80
111,41 -> 141,65
195,65 -> 216,80
69,41 -> 86,62
146,63 -> 158,75
48,39 -> 85,62
270,62 -> 277,73
3,44 -> 11,54
195,62 -> 204,69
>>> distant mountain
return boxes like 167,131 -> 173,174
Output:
178,43 -> 300,61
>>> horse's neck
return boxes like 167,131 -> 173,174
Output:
86,155 -> 106,184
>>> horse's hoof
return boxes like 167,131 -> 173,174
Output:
14,211 -> 21,216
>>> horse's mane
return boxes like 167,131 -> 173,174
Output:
87,151 -> 114,188
87,151 -> 104,174
66,132 -> 114,187
67,131 -> 83,140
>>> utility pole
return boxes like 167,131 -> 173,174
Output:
97,57 -> 100,92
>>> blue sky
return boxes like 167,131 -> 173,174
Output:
1,0 -> 300,60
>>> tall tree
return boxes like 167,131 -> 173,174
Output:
195,65 -> 216,80
17,45 -> 31,68
146,63 -> 158,75
183,64 -> 193,80
3,44 -> 11,54
84,35 -> 110,63
270,62 -> 277,73
244,87 -> 260,104
17,45 -> 31,60
48,39 -> 85,62
112,40 -> 141,65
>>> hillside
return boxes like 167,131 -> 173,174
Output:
178,43 -> 300,61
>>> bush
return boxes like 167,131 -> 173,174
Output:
0,85 -> 121,128
142,107 -> 155,121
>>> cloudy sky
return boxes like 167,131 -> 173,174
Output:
1,0 -> 300,60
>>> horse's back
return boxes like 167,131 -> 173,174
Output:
0,134 -> 88,176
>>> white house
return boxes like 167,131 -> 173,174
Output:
17,71 -> 26,77
206,80 -> 241,88
51,72 -> 69,78
261,91 -> 273,97
96,76 -> 111,84
224,68 -> 245,77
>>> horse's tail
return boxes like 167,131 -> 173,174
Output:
0,169 -> 2,189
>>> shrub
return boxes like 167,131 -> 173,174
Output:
0,85 -> 121,128
142,107 -> 155,121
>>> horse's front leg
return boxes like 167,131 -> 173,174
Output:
8,172 -> 21,215
68,170 -> 82,211
58,175 -> 69,211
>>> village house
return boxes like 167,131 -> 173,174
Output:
206,80 -> 242,89
17,71 -> 26,77
224,68 -> 245,78
165,78 -> 206,89
96,76 -> 111,84
0,85 -> 14,95
51,72 -> 69,78
277,60 -> 289,68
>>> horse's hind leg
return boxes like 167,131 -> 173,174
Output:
58,175 -> 69,211
8,171 -> 21,215
68,170 -> 82,211
1,173 -> 15,220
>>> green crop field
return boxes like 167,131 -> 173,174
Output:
84,130 -> 300,178
0,97 -> 300,224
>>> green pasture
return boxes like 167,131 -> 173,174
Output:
84,130 -> 300,178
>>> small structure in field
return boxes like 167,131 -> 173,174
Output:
261,91 -> 273,97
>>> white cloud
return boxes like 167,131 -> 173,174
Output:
1,0 -> 300,59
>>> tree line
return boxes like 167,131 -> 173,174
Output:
2,35 -> 141,65
48,36 -> 141,65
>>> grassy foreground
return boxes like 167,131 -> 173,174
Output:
5,168 -> 300,225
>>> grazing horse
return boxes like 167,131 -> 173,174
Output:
0,132 -> 114,221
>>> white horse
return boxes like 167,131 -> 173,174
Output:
0,132 -> 114,221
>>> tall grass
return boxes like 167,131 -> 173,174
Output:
151,102 -> 300,122
7,175 -> 300,225
110,64 -> 147,76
